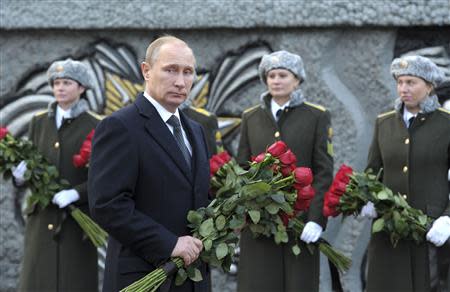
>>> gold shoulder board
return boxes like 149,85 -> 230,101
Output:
304,101 -> 326,112
190,106 -> 212,117
87,111 -> 104,120
438,107 -> 450,115
243,104 -> 260,114
34,110 -> 48,117
377,110 -> 395,119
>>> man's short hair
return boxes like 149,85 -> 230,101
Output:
144,35 -> 195,66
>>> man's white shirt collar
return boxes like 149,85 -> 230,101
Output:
143,91 -> 180,122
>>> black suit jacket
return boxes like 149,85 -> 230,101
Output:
88,93 -> 210,291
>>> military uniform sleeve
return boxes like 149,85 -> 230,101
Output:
237,113 -> 252,167
308,110 -> 333,228
366,118 -> 383,177
88,116 -> 178,264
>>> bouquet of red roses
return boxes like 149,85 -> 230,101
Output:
121,142 -> 351,292
323,164 -> 433,247
0,127 -> 107,247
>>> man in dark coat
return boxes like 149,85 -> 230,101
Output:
12,59 -> 100,291
88,36 -> 210,292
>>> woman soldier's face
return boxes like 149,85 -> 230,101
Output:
53,78 -> 85,110
266,69 -> 300,101
396,75 -> 433,113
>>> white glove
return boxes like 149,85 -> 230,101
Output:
300,221 -> 323,243
426,216 -> 450,247
52,189 -> 80,208
360,201 -> 378,219
12,160 -> 27,186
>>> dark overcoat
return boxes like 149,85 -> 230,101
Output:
366,106 -> 450,291
236,93 -> 333,292
88,93 -> 211,292
19,100 -> 100,291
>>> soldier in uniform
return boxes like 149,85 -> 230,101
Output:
361,55 -> 450,291
182,105 -> 219,156
12,59 -> 101,291
236,50 -> 333,292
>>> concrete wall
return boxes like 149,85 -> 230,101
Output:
1,0 -> 449,291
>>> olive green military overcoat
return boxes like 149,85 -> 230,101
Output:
236,93 -> 333,292
19,100 -> 101,291
366,106 -> 450,292
182,106 -> 219,156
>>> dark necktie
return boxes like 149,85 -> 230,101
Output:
408,116 -> 415,128
276,109 -> 283,120
167,115 -> 191,169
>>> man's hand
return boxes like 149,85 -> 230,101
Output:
426,216 -> 450,247
12,160 -> 27,186
52,189 -> 80,208
171,236 -> 203,267
300,221 -> 323,243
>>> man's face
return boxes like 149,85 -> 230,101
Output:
52,78 -> 85,110
142,42 -> 196,113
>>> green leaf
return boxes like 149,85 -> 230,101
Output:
199,218 -> 215,238
265,203 -> 280,215
240,181 -> 271,199
270,193 -> 285,204
215,242 -> 228,260
372,218 -> 385,233
274,230 -> 288,244
204,239 -> 213,251
292,244 -> 301,256
248,210 -> 261,224
175,268 -> 188,286
215,215 -> 226,230
229,216 -> 245,229
189,268 -> 203,282
418,215 -> 427,226
377,190 -> 389,200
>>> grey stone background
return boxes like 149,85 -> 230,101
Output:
1,0 -> 450,291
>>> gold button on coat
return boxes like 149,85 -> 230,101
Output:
54,142 -> 60,148
402,194 -> 407,199
404,138 -> 410,144
48,224 -> 54,230
274,131 -> 280,138
403,166 -> 408,173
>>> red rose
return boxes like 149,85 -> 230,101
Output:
252,153 -> 266,163
80,142 -> 92,160
294,198 -> 311,211
217,151 -> 231,163
280,164 -> 296,177
279,212 -> 290,226
296,185 -> 316,200
86,129 -> 95,140
326,193 -> 341,207
278,149 -> 297,166
329,180 -> 347,196
335,164 -> 353,184
267,141 -> 288,157
210,159 -> 222,176
73,154 -> 86,168
323,203 -> 339,217
0,127 -> 8,140
293,167 -> 313,187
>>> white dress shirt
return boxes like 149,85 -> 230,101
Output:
143,92 -> 192,155
271,99 -> 290,121
55,106 -> 71,129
